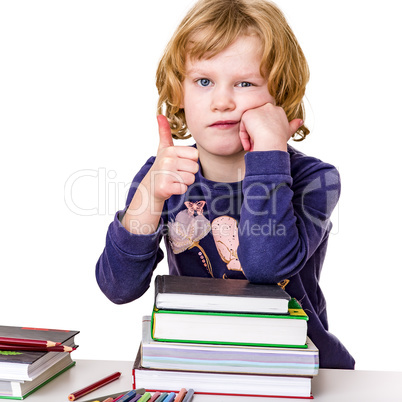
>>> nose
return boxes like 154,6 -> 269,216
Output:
211,86 -> 235,112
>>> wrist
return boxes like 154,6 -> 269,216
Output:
252,138 -> 288,152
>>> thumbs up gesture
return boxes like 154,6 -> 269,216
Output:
150,115 -> 199,202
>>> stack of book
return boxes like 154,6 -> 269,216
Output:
132,275 -> 319,399
0,325 -> 79,399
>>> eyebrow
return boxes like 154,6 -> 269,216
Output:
185,67 -> 264,80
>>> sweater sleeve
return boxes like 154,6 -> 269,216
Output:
238,149 -> 340,284
95,157 -> 164,304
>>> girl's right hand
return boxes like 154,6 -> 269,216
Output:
150,115 -> 199,202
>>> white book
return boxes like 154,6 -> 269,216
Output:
141,316 -> 318,376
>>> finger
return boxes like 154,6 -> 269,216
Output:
176,158 -> 199,174
173,146 -> 199,162
176,171 -> 196,186
288,119 -> 304,138
169,183 -> 189,195
159,180 -> 189,198
238,120 -> 251,152
157,114 -> 174,150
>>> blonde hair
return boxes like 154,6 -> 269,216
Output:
156,0 -> 310,141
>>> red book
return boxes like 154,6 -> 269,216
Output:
132,348 -> 313,399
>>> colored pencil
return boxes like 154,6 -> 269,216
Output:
149,392 -> 161,402
181,389 -> 194,402
0,336 -> 60,347
163,393 -> 176,402
155,393 -> 168,402
115,388 -> 145,401
68,372 -> 121,401
131,395 -> 142,402
115,390 -> 137,402
112,395 -> 125,402
174,389 -> 187,402
0,343 -> 76,352
137,393 -> 151,402
102,398 -> 114,402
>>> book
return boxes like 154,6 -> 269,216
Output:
0,326 -> 79,381
141,316 -> 318,376
0,354 -> 75,399
151,298 -> 308,348
133,349 -> 313,399
154,275 -> 291,314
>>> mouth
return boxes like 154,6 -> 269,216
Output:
209,120 -> 239,129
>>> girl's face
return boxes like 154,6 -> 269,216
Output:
182,35 -> 275,162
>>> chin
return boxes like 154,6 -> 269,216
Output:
213,146 -> 245,158
196,138 -> 245,158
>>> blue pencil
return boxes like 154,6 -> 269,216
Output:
182,389 -> 194,402
163,392 -> 176,402
117,390 -> 137,402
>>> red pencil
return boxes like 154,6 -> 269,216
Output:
149,393 -> 161,402
0,336 -> 60,347
0,343 -> 76,352
68,372 -> 122,401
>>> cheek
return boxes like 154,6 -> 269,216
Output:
257,90 -> 275,106
183,104 -> 200,134
239,92 -> 275,111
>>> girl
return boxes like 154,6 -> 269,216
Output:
96,0 -> 355,369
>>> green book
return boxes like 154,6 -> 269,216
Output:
0,357 -> 75,400
152,298 -> 308,348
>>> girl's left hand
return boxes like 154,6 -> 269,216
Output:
238,102 -> 303,152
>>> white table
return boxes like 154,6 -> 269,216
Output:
25,359 -> 402,402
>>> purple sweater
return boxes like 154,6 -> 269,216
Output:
96,145 -> 355,369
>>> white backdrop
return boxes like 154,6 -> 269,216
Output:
1,0 -> 401,372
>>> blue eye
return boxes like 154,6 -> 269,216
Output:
197,78 -> 211,87
238,82 -> 252,87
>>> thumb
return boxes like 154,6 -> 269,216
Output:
157,115 -> 174,150
288,119 -> 304,138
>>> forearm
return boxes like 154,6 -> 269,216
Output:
96,212 -> 164,304
238,150 -> 338,283
121,171 -> 165,235
96,156 -> 165,304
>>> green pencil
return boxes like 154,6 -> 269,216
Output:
137,392 -> 151,402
